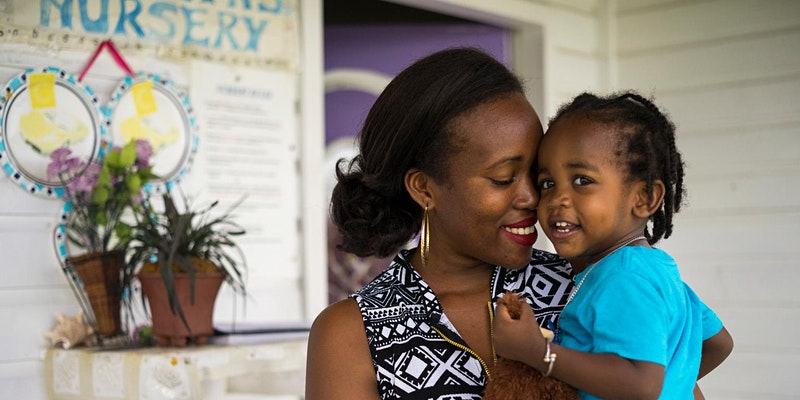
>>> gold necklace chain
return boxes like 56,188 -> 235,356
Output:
565,235 -> 647,305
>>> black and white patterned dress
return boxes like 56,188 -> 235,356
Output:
352,249 -> 574,399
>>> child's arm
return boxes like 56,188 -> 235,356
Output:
493,301 -> 665,399
693,384 -> 705,399
699,326 -> 733,379
693,327 -> 733,399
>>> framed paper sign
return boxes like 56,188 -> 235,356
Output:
107,73 -> 198,193
0,67 -> 106,198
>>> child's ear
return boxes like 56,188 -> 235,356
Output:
405,168 -> 434,208
633,179 -> 665,219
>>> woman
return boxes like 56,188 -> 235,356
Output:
306,47 -> 573,399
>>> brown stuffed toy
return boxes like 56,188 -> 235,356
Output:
483,292 -> 580,400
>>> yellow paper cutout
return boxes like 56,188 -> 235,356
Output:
120,114 -> 179,152
132,81 -> 158,115
19,110 -> 89,155
29,73 -> 57,109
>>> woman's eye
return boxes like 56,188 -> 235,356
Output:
573,176 -> 592,186
490,177 -> 515,186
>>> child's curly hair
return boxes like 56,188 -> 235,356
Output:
548,91 -> 685,244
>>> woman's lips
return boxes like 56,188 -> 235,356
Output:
502,217 -> 538,246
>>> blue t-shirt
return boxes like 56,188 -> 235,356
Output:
557,246 -> 722,399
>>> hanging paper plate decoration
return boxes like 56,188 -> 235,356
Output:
106,73 -> 198,194
0,67 -> 107,198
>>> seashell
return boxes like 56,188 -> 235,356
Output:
44,310 -> 94,349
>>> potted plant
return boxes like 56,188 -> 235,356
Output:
125,191 -> 247,347
48,140 -> 156,337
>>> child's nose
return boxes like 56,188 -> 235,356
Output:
546,185 -> 571,209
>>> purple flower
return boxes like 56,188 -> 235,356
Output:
47,147 -> 84,181
83,163 -> 102,179
66,173 -> 97,197
50,147 -> 72,162
134,140 -> 153,168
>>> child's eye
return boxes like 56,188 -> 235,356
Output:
539,179 -> 554,190
573,176 -> 593,186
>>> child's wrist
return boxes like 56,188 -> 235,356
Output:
542,338 -> 557,376
522,331 -> 548,366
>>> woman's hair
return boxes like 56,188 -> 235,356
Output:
331,47 -> 525,257
548,91 -> 686,244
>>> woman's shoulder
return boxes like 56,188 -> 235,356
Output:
306,298 -> 379,399
530,248 -> 567,263
308,299 -> 369,358
353,250 -> 420,299
494,249 -> 574,328
498,249 -> 573,286
310,298 -> 364,336
528,249 -> 573,276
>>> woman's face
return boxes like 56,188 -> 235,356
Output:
427,93 -> 543,270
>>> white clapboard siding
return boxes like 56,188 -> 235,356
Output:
0,361 -> 48,400
543,5 -> 606,116
0,215 -> 68,286
680,122 -> 800,174
639,79 -> 800,132
619,30 -> 800,92
617,0 -> 800,55
617,0 -> 800,398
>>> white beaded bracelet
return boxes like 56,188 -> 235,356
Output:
543,340 -> 557,376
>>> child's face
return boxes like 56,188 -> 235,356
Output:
536,115 -> 644,267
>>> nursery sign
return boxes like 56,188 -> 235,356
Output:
1,0 -> 298,66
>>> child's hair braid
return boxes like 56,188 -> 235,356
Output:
548,91 -> 686,244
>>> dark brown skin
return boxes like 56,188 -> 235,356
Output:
305,299 -> 379,399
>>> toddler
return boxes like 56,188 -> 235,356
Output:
493,91 -> 733,399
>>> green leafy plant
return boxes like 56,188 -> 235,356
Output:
125,191 -> 247,328
48,140 -> 157,253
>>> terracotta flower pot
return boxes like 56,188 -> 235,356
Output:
138,271 -> 224,347
68,250 -> 124,337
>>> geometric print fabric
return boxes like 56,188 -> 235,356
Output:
353,249 -> 574,399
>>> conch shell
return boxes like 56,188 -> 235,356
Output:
44,310 -> 94,349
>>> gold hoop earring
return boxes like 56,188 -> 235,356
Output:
420,205 -> 429,268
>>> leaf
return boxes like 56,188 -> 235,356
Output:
97,166 -> 111,187
127,174 -> 142,194
115,223 -> 132,244
105,149 -> 121,168
92,186 -> 109,205
119,141 -> 136,167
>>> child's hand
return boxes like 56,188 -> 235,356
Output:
492,294 -> 547,366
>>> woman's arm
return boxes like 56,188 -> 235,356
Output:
305,299 -> 380,400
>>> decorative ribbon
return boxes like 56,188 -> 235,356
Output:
78,39 -> 136,82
